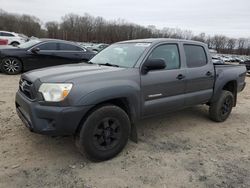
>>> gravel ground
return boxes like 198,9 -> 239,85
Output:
0,73 -> 250,188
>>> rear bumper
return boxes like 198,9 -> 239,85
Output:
15,90 -> 93,136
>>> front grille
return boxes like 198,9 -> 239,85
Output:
19,79 -> 35,100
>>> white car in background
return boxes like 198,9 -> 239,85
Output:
0,31 -> 28,46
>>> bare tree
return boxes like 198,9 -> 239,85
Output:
45,22 -> 60,39
192,33 -> 206,42
227,38 -> 236,54
212,35 -> 227,53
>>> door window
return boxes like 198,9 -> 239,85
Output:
58,43 -> 83,51
148,44 -> 180,70
0,32 -> 15,37
184,45 -> 207,68
37,42 -> 58,51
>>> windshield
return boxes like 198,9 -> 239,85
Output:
90,42 -> 151,68
18,39 -> 41,49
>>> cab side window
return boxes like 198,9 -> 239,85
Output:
184,45 -> 207,68
1,32 -> 15,37
148,44 -> 180,70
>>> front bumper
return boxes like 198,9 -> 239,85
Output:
15,90 -> 92,136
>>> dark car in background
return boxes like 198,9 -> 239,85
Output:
91,43 -> 109,52
240,61 -> 250,73
0,39 -> 96,74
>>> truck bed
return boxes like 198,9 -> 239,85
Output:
212,63 -> 247,102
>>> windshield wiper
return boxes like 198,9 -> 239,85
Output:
98,63 -> 120,67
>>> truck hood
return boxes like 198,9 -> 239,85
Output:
22,63 -> 126,83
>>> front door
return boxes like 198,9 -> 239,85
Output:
25,42 -> 61,70
140,43 -> 187,117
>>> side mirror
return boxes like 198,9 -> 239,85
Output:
142,58 -> 166,74
31,47 -> 40,53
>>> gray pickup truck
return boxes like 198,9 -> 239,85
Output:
15,39 -> 247,161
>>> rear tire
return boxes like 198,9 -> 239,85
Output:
209,90 -> 234,122
11,42 -> 20,47
1,57 -> 22,75
76,105 -> 131,161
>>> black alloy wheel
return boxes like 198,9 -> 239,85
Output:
1,57 -> 22,75
76,105 -> 131,161
221,95 -> 233,117
93,117 -> 122,151
209,90 -> 234,122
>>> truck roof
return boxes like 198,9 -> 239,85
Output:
118,38 -> 206,46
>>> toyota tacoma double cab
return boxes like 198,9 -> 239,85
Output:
15,39 -> 247,161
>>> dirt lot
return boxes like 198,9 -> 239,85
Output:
0,73 -> 250,188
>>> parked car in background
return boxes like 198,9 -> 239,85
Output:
0,39 -> 96,74
212,59 -> 224,64
78,42 -> 95,47
221,56 -> 231,62
212,56 -> 225,64
91,43 -> 109,52
78,42 -> 97,53
234,57 -> 244,63
240,60 -> 250,73
0,39 -> 8,45
0,31 -> 28,46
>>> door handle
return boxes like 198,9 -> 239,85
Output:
177,74 -> 185,80
206,71 -> 212,77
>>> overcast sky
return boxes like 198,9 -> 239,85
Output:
1,0 -> 250,38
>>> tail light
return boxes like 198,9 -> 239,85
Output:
0,39 -> 8,45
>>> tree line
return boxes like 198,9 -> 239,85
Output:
0,9 -> 249,55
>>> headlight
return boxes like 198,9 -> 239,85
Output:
38,83 -> 73,102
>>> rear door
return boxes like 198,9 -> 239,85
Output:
57,43 -> 92,64
140,43 -> 187,117
182,43 -> 215,106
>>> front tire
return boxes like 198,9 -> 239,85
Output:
209,90 -> 234,122
76,105 -> 131,161
1,57 -> 22,75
